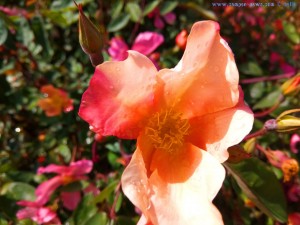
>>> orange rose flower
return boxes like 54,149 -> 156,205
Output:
38,84 -> 73,117
79,21 -> 253,224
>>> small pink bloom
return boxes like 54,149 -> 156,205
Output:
60,183 -> 99,211
0,6 -> 28,17
108,32 -> 164,62
148,7 -> 176,29
84,183 -> 100,196
132,32 -> 164,56
108,37 -> 129,61
163,12 -> 176,25
264,149 -> 289,168
17,159 -> 93,217
17,204 -> 61,224
290,134 -> 300,153
269,52 -> 296,74
287,182 -> 300,202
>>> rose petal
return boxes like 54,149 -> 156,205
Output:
17,207 -> 59,224
121,149 -> 155,221
154,16 -> 164,29
38,160 -> 92,176
160,21 -> 239,118
122,148 -> 225,225
149,143 -> 202,183
108,37 -> 129,61
132,32 -> 164,56
163,12 -> 176,25
79,51 -> 158,139
61,191 -> 81,210
35,176 -> 64,205
290,134 -> 300,154
68,159 -> 93,175
187,89 -> 253,162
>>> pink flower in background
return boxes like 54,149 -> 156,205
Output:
290,134 -> 300,154
287,182 -> 300,202
17,203 -> 61,224
60,191 -> 81,211
263,149 -> 290,168
34,159 -> 93,205
16,160 -> 93,222
108,32 -> 164,62
148,7 -> 176,29
270,52 -> 296,74
0,6 -> 28,17
60,183 -> 100,210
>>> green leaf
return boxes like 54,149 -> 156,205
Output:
55,143 -> 71,162
253,89 -> 282,110
225,158 -> 287,222
93,180 -> 118,204
180,2 -> 217,20
74,194 -> 98,225
0,196 -> 19,219
111,0 -> 124,19
85,212 -> 108,225
0,217 -> 8,225
250,82 -> 265,99
143,0 -> 160,15
31,16 -> 53,59
239,61 -> 263,76
0,19 -> 8,45
1,182 -> 35,201
60,181 -> 83,192
15,219 -> 37,225
160,1 -> 178,15
126,2 -> 142,22
107,13 -> 130,32
283,22 -> 300,44
41,10 -> 69,28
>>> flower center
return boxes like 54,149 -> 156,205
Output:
145,109 -> 190,153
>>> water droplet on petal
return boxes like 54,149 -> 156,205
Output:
109,85 -> 114,90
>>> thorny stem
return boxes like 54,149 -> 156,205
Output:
255,143 -> 266,153
110,181 -> 122,219
240,72 -> 295,84
70,134 -> 79,163
243,127 -> 267,141
254,96 -> 283,118
92,140 -> 99,163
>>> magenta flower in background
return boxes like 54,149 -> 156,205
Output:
148,7 -> 176,29
270,52 -> 296,74
108,31 -> 164,62
0,6 -> 28,17
290,134 -> 300,154
287,182 -> 300,202
16,160 -> 93,223
34,159 -> 93,205
60,183 -> 100,210
17,203 -> 61,225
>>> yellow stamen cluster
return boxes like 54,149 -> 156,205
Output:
145,109 -> 190,153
